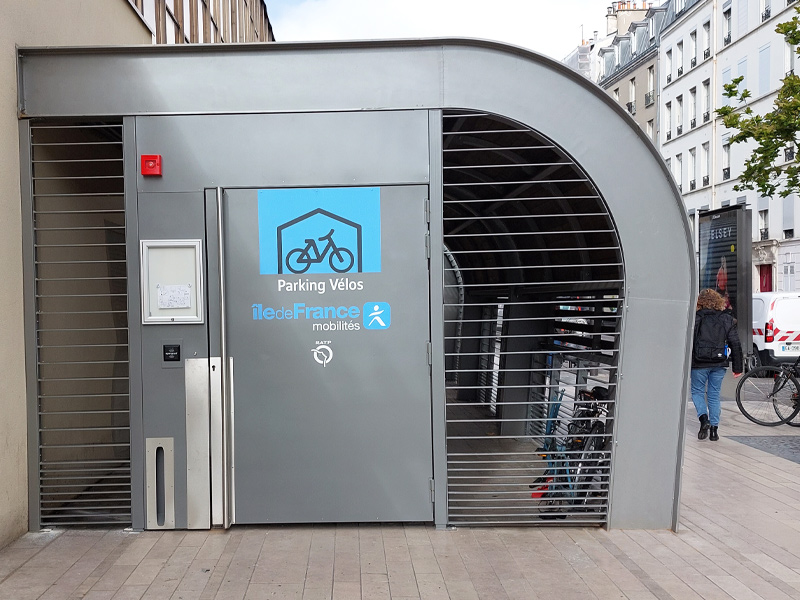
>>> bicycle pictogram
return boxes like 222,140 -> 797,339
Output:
285,229 -> 355,274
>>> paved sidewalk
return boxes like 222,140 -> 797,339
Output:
2,396 -> 800,599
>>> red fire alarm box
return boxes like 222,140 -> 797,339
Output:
141,155 -> 162,176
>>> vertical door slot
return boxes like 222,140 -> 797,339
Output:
145,437 -> 175,529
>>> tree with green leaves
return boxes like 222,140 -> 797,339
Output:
717,7 -> 800,199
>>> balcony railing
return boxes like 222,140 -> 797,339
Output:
703,110 -> 710,123
677,125 -> 683,135
787,69 -> 795,77
691,117 -> 697,129
760,228 -> 770,241
677,66 -> 684,77
703,175 -> 709,186
678,184 -> 683,192
704,48 -> 711,59
666,131 -> 672,141
645,90 -> 655,106
626,101 -> 636,115
762,7 -> 771,21
724,33 -> 731,46
691,57 -> 697,68
690,179 -> 697,190
723,167 -> 731,180
667,73 -> 672,83
786,147 -> 796,161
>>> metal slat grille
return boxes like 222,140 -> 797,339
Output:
31,122 -> 131,526
442,111 -> 623,526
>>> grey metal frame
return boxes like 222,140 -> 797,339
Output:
124,116 -> 145,531
20,119 -> 39,531
428,110 -> 448,528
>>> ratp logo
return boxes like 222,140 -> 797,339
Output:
258,188 -> 381,275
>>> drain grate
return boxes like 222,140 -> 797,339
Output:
727,436 -> 800,464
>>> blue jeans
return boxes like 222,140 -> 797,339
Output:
690,367 -> 727,426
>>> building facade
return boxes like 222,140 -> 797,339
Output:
128,0 -> 274,43
597,2 -> 671,143
593,0 -> 800,306
0,0 -> 273,550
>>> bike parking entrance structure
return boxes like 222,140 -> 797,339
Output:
19,39 -> 695,531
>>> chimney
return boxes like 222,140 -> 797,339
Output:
607,5 -> 619,34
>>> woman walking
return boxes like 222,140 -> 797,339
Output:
691,289 -> 743,440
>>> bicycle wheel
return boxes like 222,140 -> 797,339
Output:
285,248 -> 311,274
736,366 -> 800,426
329,248 -> 354,273
772,374 -> 800,425
574,422 -> 606,506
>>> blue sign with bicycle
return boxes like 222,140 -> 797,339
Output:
258,187 -> 381,275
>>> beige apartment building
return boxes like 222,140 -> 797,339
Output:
1,0 -> 273,550
597,2 -> 669,144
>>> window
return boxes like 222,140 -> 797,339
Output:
677,41 -> 684,76
689,148 -> 697,189
761,0 -> 772,21
738,58 -> 748,95
614,88 -> 620,101
665,102 -> 672,140
676,95 -> 684,133
787,41 -> 796,75
666,49 -> 673,83
723,9 -> 732,45
702,79 -> 711,120
759,44 -> 771,95
723,141 -> 731,179
759,209 -> 769,240
646,65 -> 655,106
676,153 -> 684,190
784,264 -> 795,290
647,119 -> 654,139
689,88 -> 697,127
722,68 -> 732,106
703,21 -> 711,57
690,30 -> 698,66
701,142 -> 710,184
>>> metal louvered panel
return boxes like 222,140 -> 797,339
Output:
30,122 -> 131,526
442,110 -> 623,526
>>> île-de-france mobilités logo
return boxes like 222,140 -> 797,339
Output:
258,187 -> 381,275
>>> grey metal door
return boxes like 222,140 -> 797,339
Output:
215,186 -> 433,523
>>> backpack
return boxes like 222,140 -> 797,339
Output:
694,312 -> 728,362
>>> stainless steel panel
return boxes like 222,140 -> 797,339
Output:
209,357 -> 223,526
185,358 -> 210,529
134,112 -> 430,193
145,437 -> 175,529
19,43 -> 443,117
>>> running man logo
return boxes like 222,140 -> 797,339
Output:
363,302 -> 391,330
258,187 -> 381,275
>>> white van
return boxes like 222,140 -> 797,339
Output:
752,292 -> 800,366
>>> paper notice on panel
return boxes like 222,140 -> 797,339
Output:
158,284 -> 192,309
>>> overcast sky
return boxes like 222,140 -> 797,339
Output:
265,0 -> 622,60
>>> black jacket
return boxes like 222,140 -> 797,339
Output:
692,308 -> 743,372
